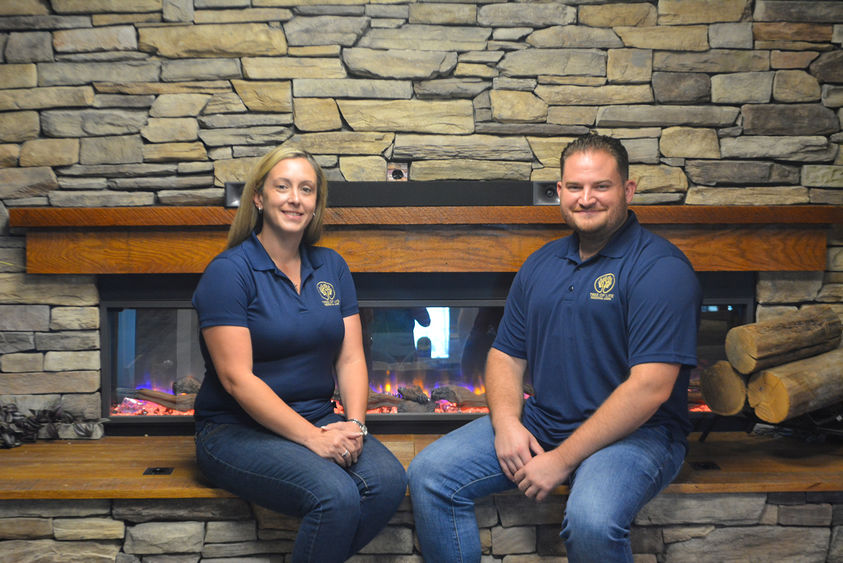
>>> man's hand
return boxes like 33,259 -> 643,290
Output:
494,421 -> 545,482
513,449 -> 574,502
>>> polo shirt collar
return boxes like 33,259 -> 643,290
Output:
242,232 -> 323,280
561,210 -> 640,263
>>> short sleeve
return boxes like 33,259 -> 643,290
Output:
192,256 -> 253,329
492,266 -> 528,359
627,256 -> 701,368
334,252 -> 359,318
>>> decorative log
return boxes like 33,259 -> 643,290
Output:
746,348 -> 843,424
700,361 -> 748,416
366,390 -> 404,410
725,306 -> 842,375
430,385 -> 487,407
135,389 -> 196,412
397,385 -> 429,404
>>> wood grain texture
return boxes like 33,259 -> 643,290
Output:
725,306 -> 843,374
1,432 -> 841,500
24,224 -> 828,274
747,348 -> 843,424
700,361 -> 748,416
10,205 -> 843,228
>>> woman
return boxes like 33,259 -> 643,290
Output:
193,146 -> 407,562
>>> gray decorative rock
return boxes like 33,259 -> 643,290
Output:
478,3 -> 574,27
359,25 -> 490,52
338,99 -> 474,134
38,61 -> 160,86
685,159 -> 800,186
663,526 -> 829,563
654,49 -> 769,72
711,72 -> 772,104
0,539 -> 121,563
284,16 -> 369,47
343,48 -> 457,80
414,78 -> 491,99
410,159 -> 531,181
124,521 -> 204,555
527,25 -> 622,49
499,49 -> 606,77
596,105 -> 738,127
394,134 -> 532,161
721,135 -> 837,161
293,78 -> 412,99
0,166 -> 58,199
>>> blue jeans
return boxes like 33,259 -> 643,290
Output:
195,413 -> 407,563
408,416 -> 685,563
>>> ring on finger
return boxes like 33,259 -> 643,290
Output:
342,449 -> 350,458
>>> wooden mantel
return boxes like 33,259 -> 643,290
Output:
9,205 -> 842,275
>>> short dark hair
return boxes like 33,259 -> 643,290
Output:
560,134 -> 629,183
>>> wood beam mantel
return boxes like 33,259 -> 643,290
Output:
9,205 -> 841,275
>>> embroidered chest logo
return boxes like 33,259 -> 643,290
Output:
590,273 -> 616,302
317,281 -> 340,306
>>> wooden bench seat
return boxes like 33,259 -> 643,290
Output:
1,432 -> 841,500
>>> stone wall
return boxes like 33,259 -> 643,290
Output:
1,491 -> 842,562
0,4 -> 841,438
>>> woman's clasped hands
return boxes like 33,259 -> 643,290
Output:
307,421 -> 365,468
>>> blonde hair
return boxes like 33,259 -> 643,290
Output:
226,146 -> 328,249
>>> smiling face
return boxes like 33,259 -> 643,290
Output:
253,157 -> 318,240
556,149 -> 636,256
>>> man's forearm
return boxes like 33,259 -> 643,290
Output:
485,347 -> 528,428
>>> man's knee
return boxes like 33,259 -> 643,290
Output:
407,448 -> 437,492
562,500 -> 629,545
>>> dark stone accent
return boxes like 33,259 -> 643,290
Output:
768,492 -> 807,505
653,72 -> 711,104
741,104 -> 839,135
685,160 -> 800,186
809,50 -> 843,83
536,524 -> 565,556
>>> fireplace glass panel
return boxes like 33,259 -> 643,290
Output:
355,305 -> 504,415
104,304 -> 205,421
100,272 -> 754,430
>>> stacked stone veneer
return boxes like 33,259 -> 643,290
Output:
0,0 -> 842,560
2,492 -> 843,562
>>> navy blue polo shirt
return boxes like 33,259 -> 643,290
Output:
493,212 -> 701,449
192,232 -> 358,427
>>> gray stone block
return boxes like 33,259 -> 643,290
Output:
124,521 -> 205,555
663,526 -> 829,563
637,493 -> 766,526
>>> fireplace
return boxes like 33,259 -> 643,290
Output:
99,271 -> 754,434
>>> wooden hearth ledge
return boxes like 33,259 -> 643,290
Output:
1,432 -> 842,500
9,205 -> 843,274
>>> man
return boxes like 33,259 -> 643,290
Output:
408,134 -> 701,562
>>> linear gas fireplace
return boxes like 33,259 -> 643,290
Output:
99,271 -> 754,434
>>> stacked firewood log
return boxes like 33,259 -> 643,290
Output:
700,306 -> 843,424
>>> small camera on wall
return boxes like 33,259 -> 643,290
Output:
387,162 -> 408,181
531,181 -> 559,205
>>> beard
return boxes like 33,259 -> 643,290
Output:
561,201 -> 629,243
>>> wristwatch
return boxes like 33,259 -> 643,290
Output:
348,418 -> 368,436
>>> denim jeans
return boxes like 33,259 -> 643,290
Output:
195,413 -> 407,563
408,416 -> 686,563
